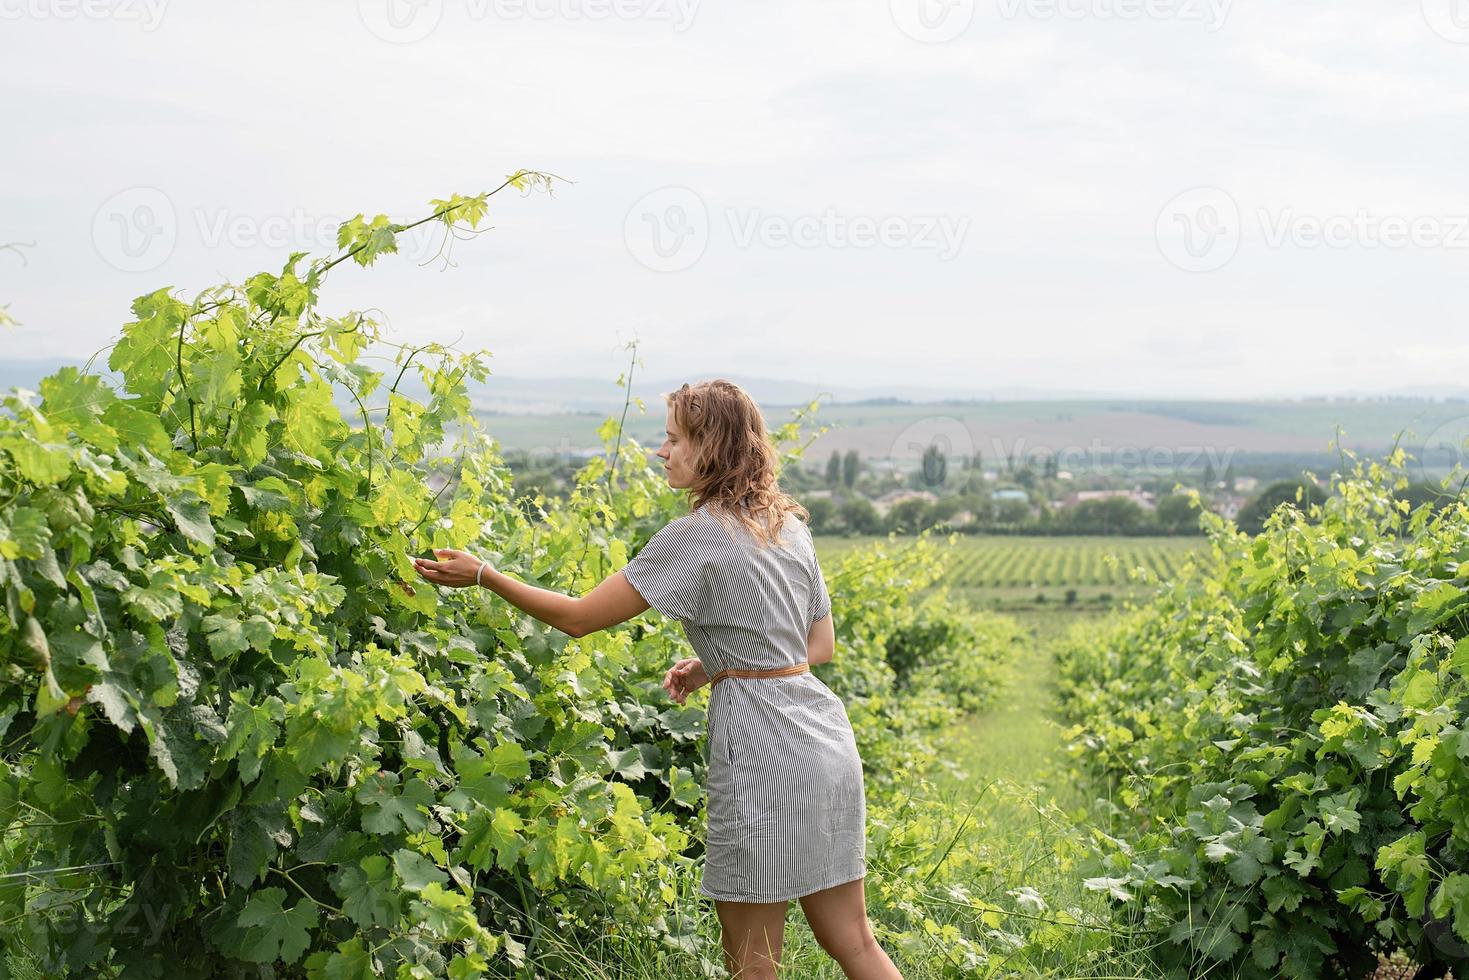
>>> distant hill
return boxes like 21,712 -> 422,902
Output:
4,358 -> 1465,471
9,357 -> 1469,410
0,358 -> 98,395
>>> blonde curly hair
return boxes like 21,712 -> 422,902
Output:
663,379 -> 809,549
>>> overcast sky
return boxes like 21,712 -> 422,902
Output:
3,0 -> 1468,400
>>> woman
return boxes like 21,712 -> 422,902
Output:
412,379 -> 902,980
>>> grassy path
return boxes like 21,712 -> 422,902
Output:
924,609 -> 1102,862
912,609 -> 1161,978
931,610 -> 1080,790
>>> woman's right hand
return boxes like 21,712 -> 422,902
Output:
663,657 -> 708,705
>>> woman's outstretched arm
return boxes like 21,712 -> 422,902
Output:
412,548 -> 653,637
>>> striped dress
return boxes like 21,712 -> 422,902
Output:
622,502 -> 867,903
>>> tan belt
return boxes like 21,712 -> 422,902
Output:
709,663 -> 811,688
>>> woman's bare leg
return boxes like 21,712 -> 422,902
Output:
798,878 -> 902,979
714,897 -> 790,979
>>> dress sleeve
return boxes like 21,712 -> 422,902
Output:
807,551 -> 831,627
622,517 -> 707,622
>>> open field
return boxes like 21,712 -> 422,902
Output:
815,533 -> 1208,610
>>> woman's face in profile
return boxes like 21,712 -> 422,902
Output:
657,408 -> 694,489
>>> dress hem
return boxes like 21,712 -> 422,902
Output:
699,867 -> 866,904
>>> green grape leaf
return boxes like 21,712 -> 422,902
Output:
0,507 -> 49,559
102,400 -> 171,455
607,743 -> 660,782
237,887 -> 317,964
358,772 -> 434,835
202,614 -> 249,659
238,477 -> 295,512
392,849 -> 449,893
333,855 -> 398,928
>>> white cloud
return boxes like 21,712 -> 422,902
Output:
1,0 -> 1466,398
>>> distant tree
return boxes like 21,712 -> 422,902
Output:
1223,461 -> 1237,491
1063,497 -> 1148,534
1236,479 -> 1328,535
994,498 -> 1032,525
842,449 -> 860,489
962,491 -> 993,523
931,496 -> 969,526
825,450 -> 842,487
888,497 -> 935,534
1154,493 -> 1201,534
1203,461 -> 1217,489
1015,466 -> 1037,490
1043,454 -> 1058,479
840,496 -> 882,534
805,496 -> 837,533
917,444 -> 946,490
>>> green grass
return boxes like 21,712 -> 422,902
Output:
907,606 -> 1166,978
